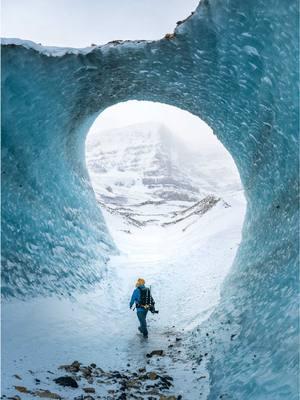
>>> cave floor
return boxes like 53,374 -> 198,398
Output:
1,193 -> 245,399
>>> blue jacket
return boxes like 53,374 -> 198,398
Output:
130,285 -> 146,312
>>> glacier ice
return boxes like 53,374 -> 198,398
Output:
1,0 -> 298,398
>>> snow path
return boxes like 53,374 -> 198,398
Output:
2,193 -> 245,399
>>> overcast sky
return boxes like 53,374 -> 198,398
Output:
1,0 -> 199,47
1,0 -> 237,166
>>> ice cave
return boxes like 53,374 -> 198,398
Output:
1,0 -> 299,399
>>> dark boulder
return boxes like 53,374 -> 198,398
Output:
53,376 -> 78,388
146,350 -> 164,358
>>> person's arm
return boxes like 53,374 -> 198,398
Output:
129,288 -> 139,308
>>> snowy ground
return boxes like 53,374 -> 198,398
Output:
1,190 -> 245,399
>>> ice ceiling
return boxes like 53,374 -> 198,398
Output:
1,0 -> 298,398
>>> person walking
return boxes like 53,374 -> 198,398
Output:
129,278 -> 155,338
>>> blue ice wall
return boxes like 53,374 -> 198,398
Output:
1,0 -> 299,398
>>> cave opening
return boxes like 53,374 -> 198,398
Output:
85,100 -> 246,329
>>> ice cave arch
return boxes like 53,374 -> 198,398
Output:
1,0 -> 298,398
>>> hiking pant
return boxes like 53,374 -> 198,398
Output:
137,310 -> 148,336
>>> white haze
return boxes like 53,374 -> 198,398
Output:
89,100 -> 233,158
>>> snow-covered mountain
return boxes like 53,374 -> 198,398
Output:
86,122 -> 242,227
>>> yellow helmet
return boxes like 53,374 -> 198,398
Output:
136,278 -> 145,287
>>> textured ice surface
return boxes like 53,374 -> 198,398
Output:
1,0 -> 299,398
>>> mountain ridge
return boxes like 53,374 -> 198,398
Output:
86,122 -> 241,228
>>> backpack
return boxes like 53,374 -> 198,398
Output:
138,287 -> 155,307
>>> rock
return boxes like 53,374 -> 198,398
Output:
80,367 -> 92,376
14,386 -> 30,393
35,378 -> 41,384
72,360 -> 81,366
70,361 -> 81,372
119,383 -> 126,392
161,375 -> 173,382
59,361 -> 81,373
138,373 -> 148,381
175,338 -> 182,342
145,389 -> 159,395
230,334 -> 237,340
107,39 -> 123,45
90,363 -> 96,368
94,367 -> 105,376
124,379 -> 140,389
112,371 -> 125,379
146,350 -> 164,358
7,396 -> 21,400
147,372 -> 158,380
34,390 -> 62,399
159,396 -> 177,400
13,375 -> 22,380
145,384 -> 155,390
83,388 -> 95,394
159,376 -> 173,388
138,367 -> 146,373
53,376 -> 78,388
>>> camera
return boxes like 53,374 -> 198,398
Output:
149,305 -> 159,314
